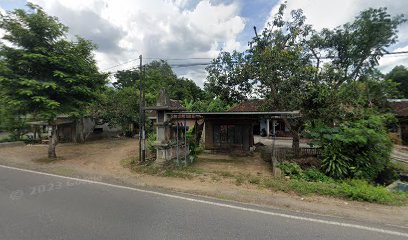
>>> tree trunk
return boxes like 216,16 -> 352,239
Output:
78,117 -> 85,143
48,125 -> 58,159
282,117 -> 301,156
292,130 -> 300,157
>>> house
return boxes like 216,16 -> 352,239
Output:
388,99 -> 408,145
197,110 -> 298,152
227,100 -> 292,137
28,115 -> 121,143
147,91 -> 299,163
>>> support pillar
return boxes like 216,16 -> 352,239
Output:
266,119 -> 270,137
272,120 -> 276,137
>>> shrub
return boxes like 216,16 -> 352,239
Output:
146,133 -> 157,153
302,168 -> 333,182
261,177 -> 408,205
278,162 -> 303,177
309,114 -> 393,181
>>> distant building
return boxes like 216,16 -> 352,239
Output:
28,115 -> 121,143
227,100 -> 292,137
147,91 -> 299,163
388,99 -> 408,145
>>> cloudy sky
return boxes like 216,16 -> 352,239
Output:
0,0 -> 407,87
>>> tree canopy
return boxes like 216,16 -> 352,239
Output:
386,65 -> 408,98
0,4 -> 107,158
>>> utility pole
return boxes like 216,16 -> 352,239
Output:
139,55 -> 145,162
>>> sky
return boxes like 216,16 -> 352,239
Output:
0,0 -> 407,87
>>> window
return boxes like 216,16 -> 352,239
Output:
213,125 -> 243,145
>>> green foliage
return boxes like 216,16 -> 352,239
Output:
309,114 -> 393,181
205,51 -> 252,104
385,65 -> 408,98
0,4 -> 107,157
147,132 -> 157,153
0,4 -> 106,120
0,103 -> 28,140
112,60 -> 205,105
278,162 -> 303,177
94,86 -> 140,134
278,162 -> 332,182
261,178 -> 407,205
302,168 -> 333,182
113,69 -> 139,89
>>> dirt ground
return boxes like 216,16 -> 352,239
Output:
0,138 -> 408,228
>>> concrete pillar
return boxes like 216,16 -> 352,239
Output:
266,119 -> 270,137
272,120 -> 276,136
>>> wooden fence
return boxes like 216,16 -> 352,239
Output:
273,147 -> 321,162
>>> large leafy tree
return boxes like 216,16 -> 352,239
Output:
205,51 -> 252,104
94,86 -> 140,136
385,65 -> 408,98
0,4 -> 107,158
205,4 -> 405,152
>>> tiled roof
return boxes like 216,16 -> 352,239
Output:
389,99 -> 408,117
169,99 -> 185,110
227,99 -> 268,112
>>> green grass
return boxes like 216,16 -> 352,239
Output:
121,157 -> 408,205
260,178 -> 408,205
393,161 -> 408,173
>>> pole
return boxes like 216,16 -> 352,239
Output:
184,116 -> 187,165
176,121 -> 179,165
139,55 -> 145,162
141,58 -> 146,162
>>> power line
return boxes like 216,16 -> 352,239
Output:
144,57 -> 214,61
101,51 -> 408,72
101,58 -> 139,71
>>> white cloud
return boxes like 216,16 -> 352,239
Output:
266,0 -> 408,73
30,0 -> 246,87
0,7 -> 6,40
378,46 -> 408,72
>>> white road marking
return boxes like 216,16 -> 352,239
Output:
1,164 -> 407,237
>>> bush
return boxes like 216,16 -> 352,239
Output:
278,162 -> 333,183
302,168 -> 333,182
261,178 -> 408,205
278,162 -> 303,177
146,133 -> 156,153
309,114 -> 393,181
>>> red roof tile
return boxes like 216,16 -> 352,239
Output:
227,99 -> 268,112
389,100 -> 408,117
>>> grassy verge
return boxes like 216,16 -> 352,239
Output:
121,157 -> 203,179
121,157 -> 408,205
259,178 -> 408,205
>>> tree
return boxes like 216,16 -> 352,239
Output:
113,69 -> 140,89
309,113 -> 393,181
316,8 -> 405,86
205,51 -> 252,104
111,60 -> 206,104
386,65 -> 408,98
204,4 -> 405,155
0,4 -> 107,158
94,86 -> 140,136
247,6 -> 316,152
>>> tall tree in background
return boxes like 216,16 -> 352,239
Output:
205,51 -> 252,104
386,65 -> 408,98
0,4 -> 107,158
205,4 -> 405,152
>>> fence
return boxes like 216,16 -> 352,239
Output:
273,147 -> 321,162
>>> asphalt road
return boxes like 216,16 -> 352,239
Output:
0,165 -> 407,240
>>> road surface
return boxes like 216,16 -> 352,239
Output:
0,165 -> 407,240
